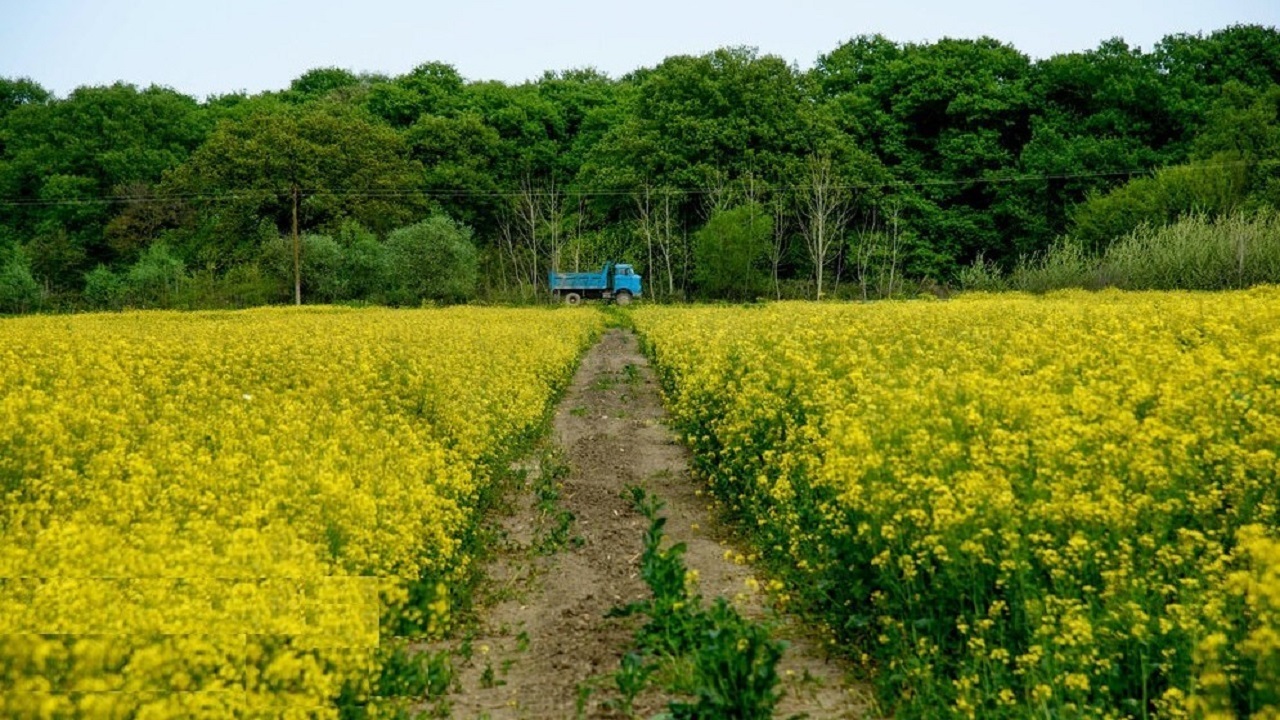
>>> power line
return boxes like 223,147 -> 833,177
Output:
0,159 -> 1271,208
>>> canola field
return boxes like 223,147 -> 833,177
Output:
635,289 -> 1280,719
0,306 -> 601,717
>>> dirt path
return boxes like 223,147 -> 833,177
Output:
439,329 -> 874,719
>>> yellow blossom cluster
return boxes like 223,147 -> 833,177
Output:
0,305 -> 600,717
635,288 -> 1280,718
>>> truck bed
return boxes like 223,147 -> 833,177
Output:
549,271 -> 609,291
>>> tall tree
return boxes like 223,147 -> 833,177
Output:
797,153 -> 852,299
0,82 -> 208,287
170,102 -> 425,299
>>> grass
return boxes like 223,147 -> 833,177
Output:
962,210 -> 1280,293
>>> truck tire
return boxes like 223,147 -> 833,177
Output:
564,292 -> 583,306
614,291 -> 633,306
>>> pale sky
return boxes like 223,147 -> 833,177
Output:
1,0 -> 1277,99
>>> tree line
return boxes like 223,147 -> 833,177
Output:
1,25 -> 1279,311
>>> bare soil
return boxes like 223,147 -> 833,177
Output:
437,329 -> 875,719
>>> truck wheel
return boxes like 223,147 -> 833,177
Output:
614,291 -> 633,306
564,292 -> 583,306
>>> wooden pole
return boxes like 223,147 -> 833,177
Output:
292,185 -> 301,306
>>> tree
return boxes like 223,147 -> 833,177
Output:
287,67 -> 364,103
0,77 -> 50,125
694,202 -> 772,300
1068,82 -> 1280,250
798,154 -> 853,299
171,102 -> 425,302
1156,25 -> 1280,136
384,215 -> 479,304
0,83 -> 208,284
82,265 -> 125,309
581,46 -> 811,237
406,112 -> 504,235
634,185 -> 682,299
814,35 -> 1034,275
365,62 -> 465,127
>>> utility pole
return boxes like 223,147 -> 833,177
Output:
292,184 -> 301,306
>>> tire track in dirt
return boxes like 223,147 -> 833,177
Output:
439,329 -> 874,718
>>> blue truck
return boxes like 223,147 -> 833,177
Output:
549,263 -> 643,305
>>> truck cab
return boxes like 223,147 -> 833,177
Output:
611,264 -> 642,299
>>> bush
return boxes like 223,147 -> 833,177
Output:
301,234 -> 344,303
83,265 -> 125,310
172,264 -> 280,309
693,203 -> 771,301
335,221 -> 388,302
259,233 -> 345,304
957,253 -> 1007,292
125,242 -> 186,307
1101,210 -> 1280,290
0,254 -> 42,314
1070,161 -> 1250,253
970,210 -> 1280,294
384,215 -> 478,305
1009,239 -> 1098,293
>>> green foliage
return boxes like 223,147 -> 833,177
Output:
0,83 -> 208,276
608,487 -> 786,719
0,252 -> 41,314
334,221 -> 389,302
365,62 -> 464,127
2,24 -> 1280,312
0,77 -> 50,122
384,215 -> 479,304
1070,161 -> 1251,253
299,234 -> 344,303
287,67 -> 363,102
693,202 -> 772,300
1008,238 -> 1098,292
124,241 -> 186,307
170,264 -> 278,310
336,641 -> 453,719
668,599 -> 785,720
1068,82 -> 1280,252
1100,210 -> 1280,290
956,253 -> 1007,292
82,265 -> 125,309
980,210 -> 1280,293
169,102 -> 426,263
531,449 -> 577,555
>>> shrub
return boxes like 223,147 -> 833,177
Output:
335,221 -> 388,302
384,215 -> 478,304
1008,238 -> 1098,292
1101,210 -> 1280,290
957,253 -> 1007,292
124,242 -> 186,307
0,253 -> 42,314
82,265 -> 125,310
693,203 -> 771,301
1071,161 -> 1250,253
300,234 -> 344,303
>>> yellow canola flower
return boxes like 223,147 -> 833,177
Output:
0,305 -> 601,717
635,287 -> 1280,718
